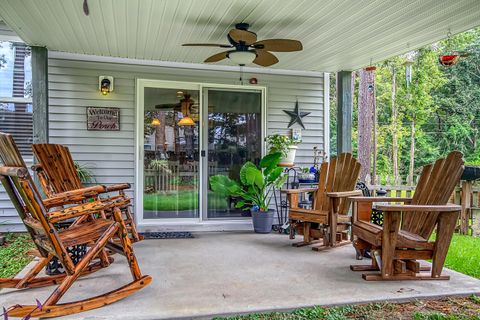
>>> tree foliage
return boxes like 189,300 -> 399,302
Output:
331,27 -> 480,180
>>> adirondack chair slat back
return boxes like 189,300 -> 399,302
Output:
33,143 -> 82,194
0,133 -> 74,270
402,151 -> 464,238
313,153 -> 361,214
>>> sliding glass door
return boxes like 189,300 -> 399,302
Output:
203,88 -> 263,220
141,84 -> 200,220
137,80 -> 264,225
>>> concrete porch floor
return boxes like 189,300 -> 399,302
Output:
1,232 -> 480,319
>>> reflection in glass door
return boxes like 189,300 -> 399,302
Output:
143,86 -> 200,219
205,89 -> 263,219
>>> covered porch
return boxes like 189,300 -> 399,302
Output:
2,232 -> 480,319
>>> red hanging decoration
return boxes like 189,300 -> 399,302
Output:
438,54 -> 469,67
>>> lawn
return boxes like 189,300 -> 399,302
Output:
0,233 -> 35,278
215,296 -> 480,320
435,234 -> 480,279
143,190 -> 228,211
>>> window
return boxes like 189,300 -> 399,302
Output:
0,41 -> 33,159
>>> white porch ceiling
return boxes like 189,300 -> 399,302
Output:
0,0 -> 479,72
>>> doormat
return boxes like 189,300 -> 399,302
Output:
141,232 -> 194,239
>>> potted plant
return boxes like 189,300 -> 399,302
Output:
265,134 -> 300,166
209,152 -> 287,233
298,166 -> 318,183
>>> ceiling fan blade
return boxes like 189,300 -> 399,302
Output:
155,103 -> 180,109
182,43 -> 232,48
253,39 -> 303,52
229,29 -> 257,45
253,50 -> 279,67
204,51 -> 230,63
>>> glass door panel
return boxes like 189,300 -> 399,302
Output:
205,89 -> 263,219
143,87 -> 200,219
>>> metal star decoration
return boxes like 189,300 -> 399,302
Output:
283,100 -> 310,129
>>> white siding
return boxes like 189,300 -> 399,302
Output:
1,55 -> 325,231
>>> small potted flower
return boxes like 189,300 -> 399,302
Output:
209,152 -> 287,233
298,166 -> 318,183
265,134 -> 300,167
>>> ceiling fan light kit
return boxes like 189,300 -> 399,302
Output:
182,23 -> 302,67
228,51 -> 257,65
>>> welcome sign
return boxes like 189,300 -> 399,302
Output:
87,107 -> 120,131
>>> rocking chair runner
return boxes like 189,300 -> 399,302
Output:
0,133 -> 151,318
32,143 -> 142,242
285,153 -> 362,250
350,151 -> 464,281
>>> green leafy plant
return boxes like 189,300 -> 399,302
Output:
74,162 -> 94,184
209,152 -> 287,212
265,134 -> 299,157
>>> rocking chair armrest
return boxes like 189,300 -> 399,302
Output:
104,183 -> 131,192
377,203 -> 462,212
326,190 -> 363,198
47,196 -> 129,223
282,188 -> 317,194
348,196 -> 413,203
43,185 -> 107,208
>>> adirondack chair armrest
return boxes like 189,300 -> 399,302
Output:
376,204 -> 462,212
326,190 -> 363,198
43,185 -> 107,208
104,183 -> 131,192
348,196 -> 413,203
282,188 -> 317,194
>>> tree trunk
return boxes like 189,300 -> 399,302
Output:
391,66 -> 399,181
408,117 -> 415,184
371,70 -> 377,185
357,69 -> 375,181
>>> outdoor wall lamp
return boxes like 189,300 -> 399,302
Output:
151,118 -> 161,126
99,76 -> 114,95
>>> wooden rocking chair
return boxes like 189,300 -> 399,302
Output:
350,151 -> 463,280
0,133 -> 152,318
32,143 -> 142,242
286,153 -> 362,251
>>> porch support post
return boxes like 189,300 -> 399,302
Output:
31,46 -> 48,143
336,70 -> 353,154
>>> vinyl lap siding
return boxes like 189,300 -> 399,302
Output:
0,55 -> 325,231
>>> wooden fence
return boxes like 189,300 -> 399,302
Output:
364,174 -> 480,236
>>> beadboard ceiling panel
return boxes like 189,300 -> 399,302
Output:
0,0 -> 479,71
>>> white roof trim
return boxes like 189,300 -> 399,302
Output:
48,51 -> 325,77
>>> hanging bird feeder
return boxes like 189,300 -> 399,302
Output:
438,30 -> 468,67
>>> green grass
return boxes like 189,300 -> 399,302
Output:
215,297 -> 480,320
0,233 -> 35,278
441,234 -> 480,279
143,190 -> 228,211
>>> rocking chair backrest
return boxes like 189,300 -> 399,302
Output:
0,133 -> 74,271
313,153 -> 361,214
32,143 -> 82,195
402,151 -> 464,239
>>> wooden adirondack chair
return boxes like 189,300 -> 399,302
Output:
286,153 -> 362,251
350,151 -> 464,280
32,143 -> 142,242
0,132 -> 152,318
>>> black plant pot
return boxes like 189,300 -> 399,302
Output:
251,209 -> 275,234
